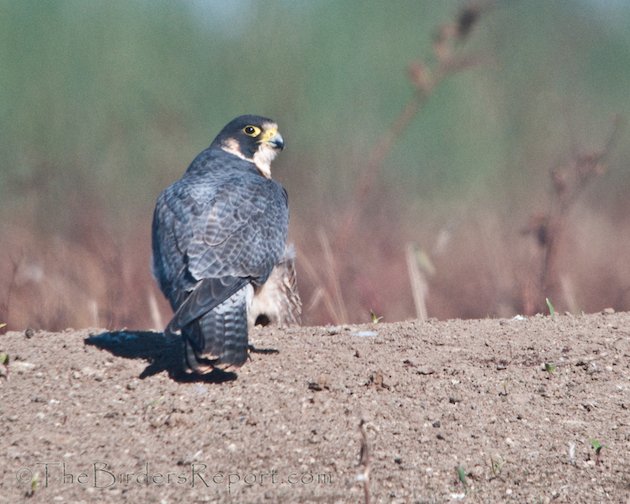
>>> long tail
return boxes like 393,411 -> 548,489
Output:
182,285 -> 252,373
166,276 -> 247,335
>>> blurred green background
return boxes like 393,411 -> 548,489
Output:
2,0 -> 630,329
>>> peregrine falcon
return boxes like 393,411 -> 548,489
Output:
152,115 -> 291,373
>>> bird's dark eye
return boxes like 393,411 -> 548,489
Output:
243,125 -> 261,137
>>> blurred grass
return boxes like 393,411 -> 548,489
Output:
2,0 -> 630,329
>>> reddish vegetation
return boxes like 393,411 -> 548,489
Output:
3,185 -> 630,332
2,2 -> 629,332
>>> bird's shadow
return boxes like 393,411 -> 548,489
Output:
84,331 -> 237,384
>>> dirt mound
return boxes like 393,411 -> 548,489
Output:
1,312 -> 629,502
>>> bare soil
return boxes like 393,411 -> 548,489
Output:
1,312 -> 629,503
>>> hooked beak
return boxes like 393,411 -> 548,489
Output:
268,132 -> 284,151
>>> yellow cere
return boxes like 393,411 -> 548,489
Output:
260,126 -> 278,143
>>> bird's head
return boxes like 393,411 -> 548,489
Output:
212,115 -> 284,178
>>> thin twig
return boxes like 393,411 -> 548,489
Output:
319,229 -> 349,323
337,1 -> 494,246
2,253 -> 24,328
298,246 -> 343,323
148,289 -> 164,331
357,419 -> 371,504
405,243 -> 429,320
531,115 -> 624,312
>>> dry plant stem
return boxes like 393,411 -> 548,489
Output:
538,116 -> 623,310
298,239 -> 347,324
296,251 -> 340,323
337,79 -> 431,245
318,229 -> 349,323
2,255 -> 23,328
147,289 -> 164,331
358,92 -> 427,206
405,243 -> 429,320
358,419 -> 371,504
336,1 -> 491,251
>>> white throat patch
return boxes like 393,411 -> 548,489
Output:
221,137 -> 277,179
252,144 -> 278,179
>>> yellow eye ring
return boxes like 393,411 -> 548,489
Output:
243,125 -> 261,137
